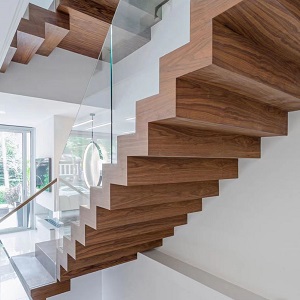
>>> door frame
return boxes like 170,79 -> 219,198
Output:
0,124 -> 35,233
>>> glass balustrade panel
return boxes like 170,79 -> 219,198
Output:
0,181 -> 60,293
111,0 -> 171,162
57,28 -> 113,248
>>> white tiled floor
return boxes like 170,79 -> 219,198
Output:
0,213 -> 18,231
0,243 -> 29,300
0,230 -> 41,257
0,230 -> 43,300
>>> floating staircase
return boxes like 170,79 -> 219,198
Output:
4,0 -> 300,299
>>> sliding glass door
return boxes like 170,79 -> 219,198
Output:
0,125 -> 34,232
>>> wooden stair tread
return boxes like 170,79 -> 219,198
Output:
212,20 -> 300,101
117,123 -> 261,159
62,215 -> 186,260
56,0 -> 121,58
84,215 -> 187,246
11,4 -> 70,64
31,280 -> 70,300
12,30 -> 45,64
29,3 -> 71,57
174,79 -> 288,137
126,157 -> 238,186
181,64 -> 300,112
148,123 -> 261,158
57,0 -> 118,24
95,199 -> 202,229
59,254 -> 137,281
107,181 -> 219,209
67,240 -> 163,271
17,18 -> 45,39
57,7 -> 110,58
214,0 -> 300,64
75,228 -> 174,259
277,0 -> 300,20
28,3 -> 70,30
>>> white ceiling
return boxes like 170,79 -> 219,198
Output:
0,92 -> 80,127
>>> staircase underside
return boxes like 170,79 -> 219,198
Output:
0,0 -> 163,73
0,1 -> 113,73
9,0 -> 300,298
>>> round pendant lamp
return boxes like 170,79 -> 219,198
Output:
83,113 -> 103,188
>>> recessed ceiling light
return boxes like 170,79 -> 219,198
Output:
86,122 -> 111,130
72,120 -> 93,128
0,111 -> 6,115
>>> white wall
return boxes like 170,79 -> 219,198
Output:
35,115 -> 74,211
158,111 -> 300,300
103,254 -> 236,300
49,271 -> 102,300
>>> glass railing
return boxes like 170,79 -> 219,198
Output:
0,180 -> 61,296
0,178 -> 89,297
57,0 -> 172,244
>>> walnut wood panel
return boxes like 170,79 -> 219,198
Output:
75,229 -> 174,259
0,36 -> 17,73
127,157 -> 238,185
28,4 -> 70,29
67,240 -> 162,271
175,79 -> 288,137
57,9 -> 110,58
12,30 -> 44,64
116,122 -> 261,160
108,181 -> 218,209
96,200 -> 202,229
181,64 -> 300,111
26,4 -> 70,56
277,0 -> 300,19
84,215 -> 187,246
31,280 -> 70,300
57,0 -> 118,24
59,254 -> 137,282
17,18 -> 45,39
117,132 -> 148,158
213,20 -> 300,99
63,216 -> 185,260
39,23 -> 70,56
91,178 -> 210,211
99,155 -> 238,188
147,123 -> 261,158
215,0 -> 300,64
